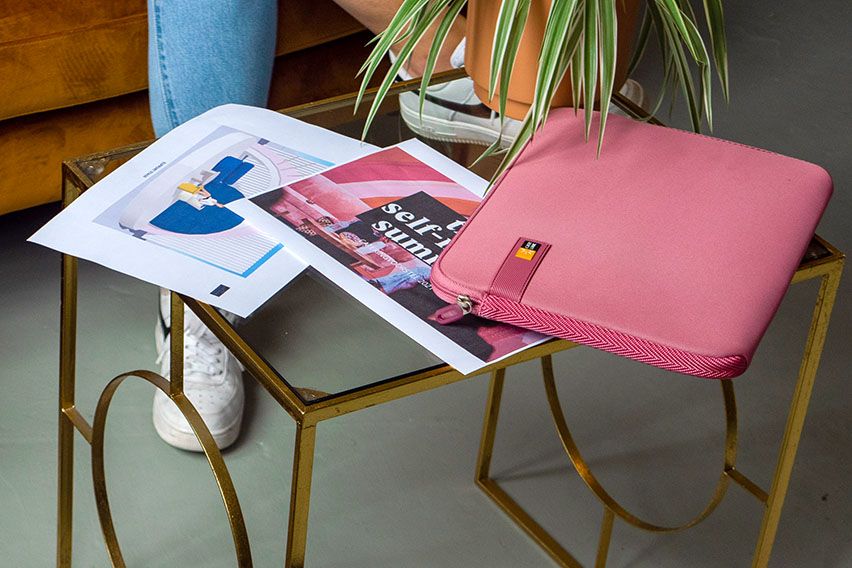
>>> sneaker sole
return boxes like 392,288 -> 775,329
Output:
400,79 -> 647,148
398,99 -> 516,148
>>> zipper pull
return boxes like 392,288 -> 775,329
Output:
432,295 -> 474,325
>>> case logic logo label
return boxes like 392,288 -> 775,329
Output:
515,240 -> 541,260
490,238 -> 552,303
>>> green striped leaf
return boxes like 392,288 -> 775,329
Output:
489,0 -> 522,100
355,0 -> 432,111
418,0 -> 467,120
532,0 -> 581,127
659,7 -> 701,131
596,0 -> 617,156
496,0 -> 532,121
359,1 -> 447,138
703,0 -> 729,100
626,5 -> 651,76
655,0 -> 702,61
582,0 -> 599,140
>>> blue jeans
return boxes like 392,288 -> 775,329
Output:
148,0 -> 278,137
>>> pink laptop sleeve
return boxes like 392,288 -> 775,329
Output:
430,108 -> 832,379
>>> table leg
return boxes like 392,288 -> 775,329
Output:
594,508 -> 615,568
751,267 -> 843,567
285,422 -> 317,568
57,252 -> 78,567
475,368 -> 582,567
475,368 -> 505,482
57,415 -> 74,568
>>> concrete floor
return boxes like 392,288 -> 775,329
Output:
1,2 -> 850,566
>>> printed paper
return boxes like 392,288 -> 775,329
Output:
30,104 -> 377,316
232,139 -> 547,374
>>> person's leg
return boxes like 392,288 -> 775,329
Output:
332,0 -> 465,78
147,0 -> 277,451
148,0 -> 278,136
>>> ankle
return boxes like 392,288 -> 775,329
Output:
391,37 -> 463,80
402,56 -> 453,79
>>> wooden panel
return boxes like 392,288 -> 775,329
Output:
0,0 -> 364,121
269,32 -> 381,109
0,32 -> 383,216
0,14 -> 149,121
275,0 -> 364,56
0,0 -> 145,44
0,92 -> 154,215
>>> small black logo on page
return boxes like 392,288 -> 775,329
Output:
210,285 -> 230,297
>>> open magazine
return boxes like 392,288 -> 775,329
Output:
232,139 -> 547,374
31,105 -> 546,375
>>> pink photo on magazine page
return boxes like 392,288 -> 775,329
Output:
251,146 -> 546,363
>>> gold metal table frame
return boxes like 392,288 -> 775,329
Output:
55,80 -> 844,567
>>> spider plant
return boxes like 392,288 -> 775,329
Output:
356,0 -> 728,180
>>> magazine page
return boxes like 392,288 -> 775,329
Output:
231,139 -> 547,374
29,104 -> 378,316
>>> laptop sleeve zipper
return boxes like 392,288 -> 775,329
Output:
432,294 -> 475,324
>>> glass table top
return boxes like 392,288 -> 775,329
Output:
69,71 -> 512,404
68,70 -> 835,405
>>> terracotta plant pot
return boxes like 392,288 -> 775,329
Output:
465,0 -> 642,120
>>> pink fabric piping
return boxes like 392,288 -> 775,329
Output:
479,295 -> 748,379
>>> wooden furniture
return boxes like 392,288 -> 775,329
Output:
0,0 -> 373,215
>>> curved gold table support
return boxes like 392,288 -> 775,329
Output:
542,355 -> 736,566
542,354 -> 737,533
90,370 -> 253,567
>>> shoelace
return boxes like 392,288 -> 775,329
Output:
156,331 -> 227,386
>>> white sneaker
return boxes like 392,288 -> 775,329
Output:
398,77 -> 647,148
399,77 -> 522,147
153,293 -> 244,452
